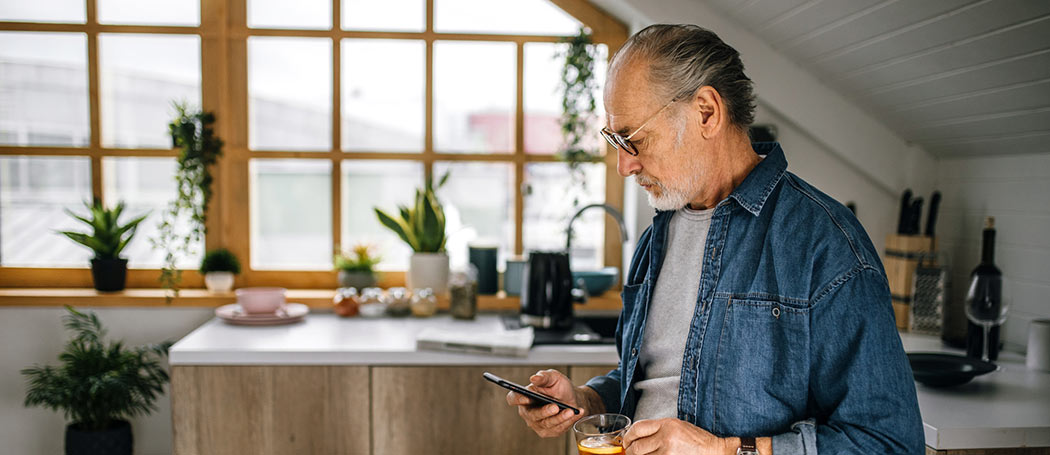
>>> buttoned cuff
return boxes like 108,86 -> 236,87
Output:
770,419 -> 817,455
584,374 -> 621,415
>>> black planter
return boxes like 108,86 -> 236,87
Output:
90,258 -> 128,292
65,420 -> 132,455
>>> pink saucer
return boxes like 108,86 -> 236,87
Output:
216,303 -> 309,326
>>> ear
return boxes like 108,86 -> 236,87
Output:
692,86 -> 725,139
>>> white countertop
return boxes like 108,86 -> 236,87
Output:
169,314 -> 618,366
899,333 -> 1050,450
170,314 -> 1050,450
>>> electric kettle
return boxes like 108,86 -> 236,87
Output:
519,251 -> 574,330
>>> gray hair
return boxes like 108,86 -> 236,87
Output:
612,24 -> 756,130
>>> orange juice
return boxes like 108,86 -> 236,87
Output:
577,435 -> 625,455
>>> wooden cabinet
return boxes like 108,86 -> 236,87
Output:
172,364 -> 619,455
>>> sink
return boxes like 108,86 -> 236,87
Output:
501,314 -> 619,345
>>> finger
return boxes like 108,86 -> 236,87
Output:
506,390 -> 530,406
530,369 -> 559,387
624,434 -> 660,455
622,419 -> 659,448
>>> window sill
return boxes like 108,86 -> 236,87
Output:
0,288 -> 624,311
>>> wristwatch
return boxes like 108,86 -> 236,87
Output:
736,436 -> 759,455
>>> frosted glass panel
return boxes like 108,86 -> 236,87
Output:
523,162 -> 606,270
0,32 -> 89,147
0,0 -> 84,23
342,0 -> 424,32
248,0 -> 331,29
342,39 -> 424,153
249,37 -> 332,151
103,157 -> 202,269
433,41 -> 515,154
341,160 -> 424,270
434,161 -> 514,270
99,34 -> 201,148
251,159 -> 332,270
435,0 -> 580,35
0,156 -> 92,267
98,0 -> 199,26
523,42 -> 607,155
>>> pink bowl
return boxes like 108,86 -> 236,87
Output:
235,287 -> 287,314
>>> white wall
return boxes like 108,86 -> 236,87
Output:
0,307 -> 213,455
935,153 -> 1050,351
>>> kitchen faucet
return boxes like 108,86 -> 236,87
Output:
565,203 -> 629,256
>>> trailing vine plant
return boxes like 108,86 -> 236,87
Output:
151,103 -> 224,299
557,28 -> 603,207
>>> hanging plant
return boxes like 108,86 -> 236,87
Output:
151,102 -> 224,299
556,28 -> 603,206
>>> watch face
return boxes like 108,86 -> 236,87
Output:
736,450 -> 760,455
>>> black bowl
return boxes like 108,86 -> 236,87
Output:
907,352 -> 997,388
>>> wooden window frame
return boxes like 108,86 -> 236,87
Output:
0,0 -> 627,294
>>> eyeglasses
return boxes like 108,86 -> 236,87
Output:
600,99 -> 677,156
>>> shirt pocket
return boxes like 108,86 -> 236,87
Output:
714,298 -> 810,436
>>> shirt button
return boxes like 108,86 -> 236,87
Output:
631,348 -> 638,357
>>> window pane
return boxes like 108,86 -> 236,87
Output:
341,160 -> 423,271
251,159 -> 332,270
434,161 -> 514,270
342,0 -> 424,32
342,39 -> 424,153
0,32 -> 89,147
248,0 -> 331,30
98,0 -> 199,26
523,162 -> 606,270
523,42 -> 607,155
99,34 -> 201,148
249,37 -> 332,151
103,157 -> 202,269
435,0 -> 580,35
433,41 -> 515,154
0,156 -> 92,267
0,0 -> 84,23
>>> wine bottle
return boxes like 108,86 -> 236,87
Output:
966,217 -> 1002,361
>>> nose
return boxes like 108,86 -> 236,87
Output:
616,147 -> 642,177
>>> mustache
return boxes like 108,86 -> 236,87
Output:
636,175 -> 663,188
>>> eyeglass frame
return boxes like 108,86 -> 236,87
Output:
600,98 -> 679,156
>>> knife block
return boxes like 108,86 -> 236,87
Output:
884,234 -> 935,331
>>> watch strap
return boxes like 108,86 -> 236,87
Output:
736,436 -> 759,455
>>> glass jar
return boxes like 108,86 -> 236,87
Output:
411,288 -> 438,317
333,287 -> 360,317
386,287 -> 412,317
448,271 -> 477,320
359,287 -> 387,318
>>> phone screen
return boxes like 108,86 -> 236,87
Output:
483,372 -> 581,414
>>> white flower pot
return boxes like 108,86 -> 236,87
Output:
408,252 -> 449,294
204,271 -> 235,293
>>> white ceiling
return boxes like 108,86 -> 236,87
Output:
701,0 -> 1050,158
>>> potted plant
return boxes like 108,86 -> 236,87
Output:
375,172 -> 450,294
21,306 -> 172,455
334,243 -> 381,289
199,248 -> 240,292
59,199 -> 148,292
152,102 -> 224,299
557,28 -> 604,207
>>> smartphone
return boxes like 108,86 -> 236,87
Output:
483,372 -> 580,415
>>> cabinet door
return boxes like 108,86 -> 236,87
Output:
172,366 -> 371,455
372,365 -> 569,455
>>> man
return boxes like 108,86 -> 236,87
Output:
506,24 -> 924,454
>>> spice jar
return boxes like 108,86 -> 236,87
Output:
410,288 -> 438,317
448,270 -> 477,320
333,287 -> 360,317
386,287 -> 412,317
359,287 -> 387,318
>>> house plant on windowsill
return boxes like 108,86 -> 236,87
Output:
334,243 -> 381,290
59,199 -> 148,292
557,28 -> 605,207
375,172 -> 450,294
199,248 -> 241,292
21,306 -> 172,455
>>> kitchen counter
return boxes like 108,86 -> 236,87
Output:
170,314 -> 1050,452
170,313 -> 619,366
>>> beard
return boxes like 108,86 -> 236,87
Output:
637,162 -> 703,211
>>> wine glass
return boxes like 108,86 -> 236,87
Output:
965,274 -> 1009,362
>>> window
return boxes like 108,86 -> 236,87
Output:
0,0 -> 626,291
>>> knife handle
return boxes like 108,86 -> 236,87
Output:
926,191 -> 941,236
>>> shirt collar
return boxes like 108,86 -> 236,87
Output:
727,142 -> 787,217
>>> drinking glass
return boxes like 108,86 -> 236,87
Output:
965,274 -> 1009,362
573,413 -> 631,455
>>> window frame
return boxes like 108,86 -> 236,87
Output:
0,0 -> 627,291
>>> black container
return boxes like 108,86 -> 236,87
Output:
965,217 -> 1003,362
520,251 -> 574,330
90,258 -> 128,292
66,420 -> 132,455
469,246 -> 498,295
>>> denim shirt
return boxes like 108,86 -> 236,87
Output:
586,143 -> 925,454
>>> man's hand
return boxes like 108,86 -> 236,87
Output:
622,418 -> 732,455
505,369 -> 586,438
